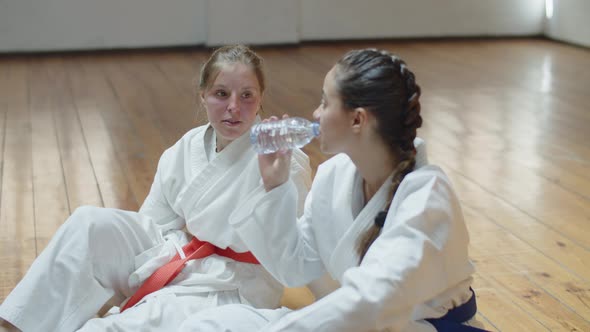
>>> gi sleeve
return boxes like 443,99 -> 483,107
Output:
138,148 -> 185,233
289,149 -> 313,216
230,179 -> 326,287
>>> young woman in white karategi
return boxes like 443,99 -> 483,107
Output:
179,49 -> 485,332
0,45 -> 311,332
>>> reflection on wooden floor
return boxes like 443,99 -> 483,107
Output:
1,38 -> 589,331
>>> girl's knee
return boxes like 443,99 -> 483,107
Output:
59,206 -> 126,257
70,205 -> 110,223
67,206 -> 119,235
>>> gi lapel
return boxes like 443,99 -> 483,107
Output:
328,170 -> 392,281
175,125 -> 254,217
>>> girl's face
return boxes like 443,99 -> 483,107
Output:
313,66 -> 356,155
201,63 -> 262,150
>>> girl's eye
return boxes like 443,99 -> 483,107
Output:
215,90 -> 228,97
242,92 -> 252,99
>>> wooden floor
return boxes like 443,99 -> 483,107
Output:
1,38 -> 589,331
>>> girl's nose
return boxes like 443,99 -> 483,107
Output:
312,107 -> 321,120
227,94 -> 240,113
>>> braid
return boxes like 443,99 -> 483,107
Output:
399,61 -> 422,151
393,56 -> 423,152
351,50 -> 423,263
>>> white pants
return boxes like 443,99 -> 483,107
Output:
179,304 -> 290,332
178,304 -> 485,332
79,290 -> 245,332
0,206 -> 249,332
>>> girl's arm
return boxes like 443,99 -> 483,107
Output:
230,179 -> 326,287
139,148 -> 185,234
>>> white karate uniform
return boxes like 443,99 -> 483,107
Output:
0,124 -> 311,332
180,139 -> 475,332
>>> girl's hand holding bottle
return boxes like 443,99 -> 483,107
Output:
256,115 -> 294,192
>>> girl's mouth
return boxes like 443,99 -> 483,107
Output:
222,119 -> 242,127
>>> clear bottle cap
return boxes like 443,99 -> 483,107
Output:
311,122 -> 320,136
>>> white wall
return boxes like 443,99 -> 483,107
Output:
0,0 -> 586,52
545,0 -> 590,48
206,0 -> 299,46
0,0 -> 207,52
300,0 -> 545,40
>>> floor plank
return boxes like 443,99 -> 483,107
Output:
28,57 -> 71,252
0,60 -> 36,300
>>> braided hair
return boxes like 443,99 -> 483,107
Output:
333,49 -> 423,262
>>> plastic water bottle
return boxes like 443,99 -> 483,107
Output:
250,117 -> 320,154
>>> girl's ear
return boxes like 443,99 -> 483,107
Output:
351,107 -> 369,134
199,91 -> 206,104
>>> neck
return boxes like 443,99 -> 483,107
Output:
216,136 -> 232,152
347,139 -> 397,202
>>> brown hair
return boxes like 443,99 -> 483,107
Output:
199,45 -> 266,94
333,49 -> 423,262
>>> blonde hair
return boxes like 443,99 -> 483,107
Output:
199,45 -> 265,93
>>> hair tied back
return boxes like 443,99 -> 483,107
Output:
374,211 -> 388,228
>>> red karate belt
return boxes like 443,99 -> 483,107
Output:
120,236 -> 259,312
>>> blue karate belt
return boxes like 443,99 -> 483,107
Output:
425,288 -> 490,332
